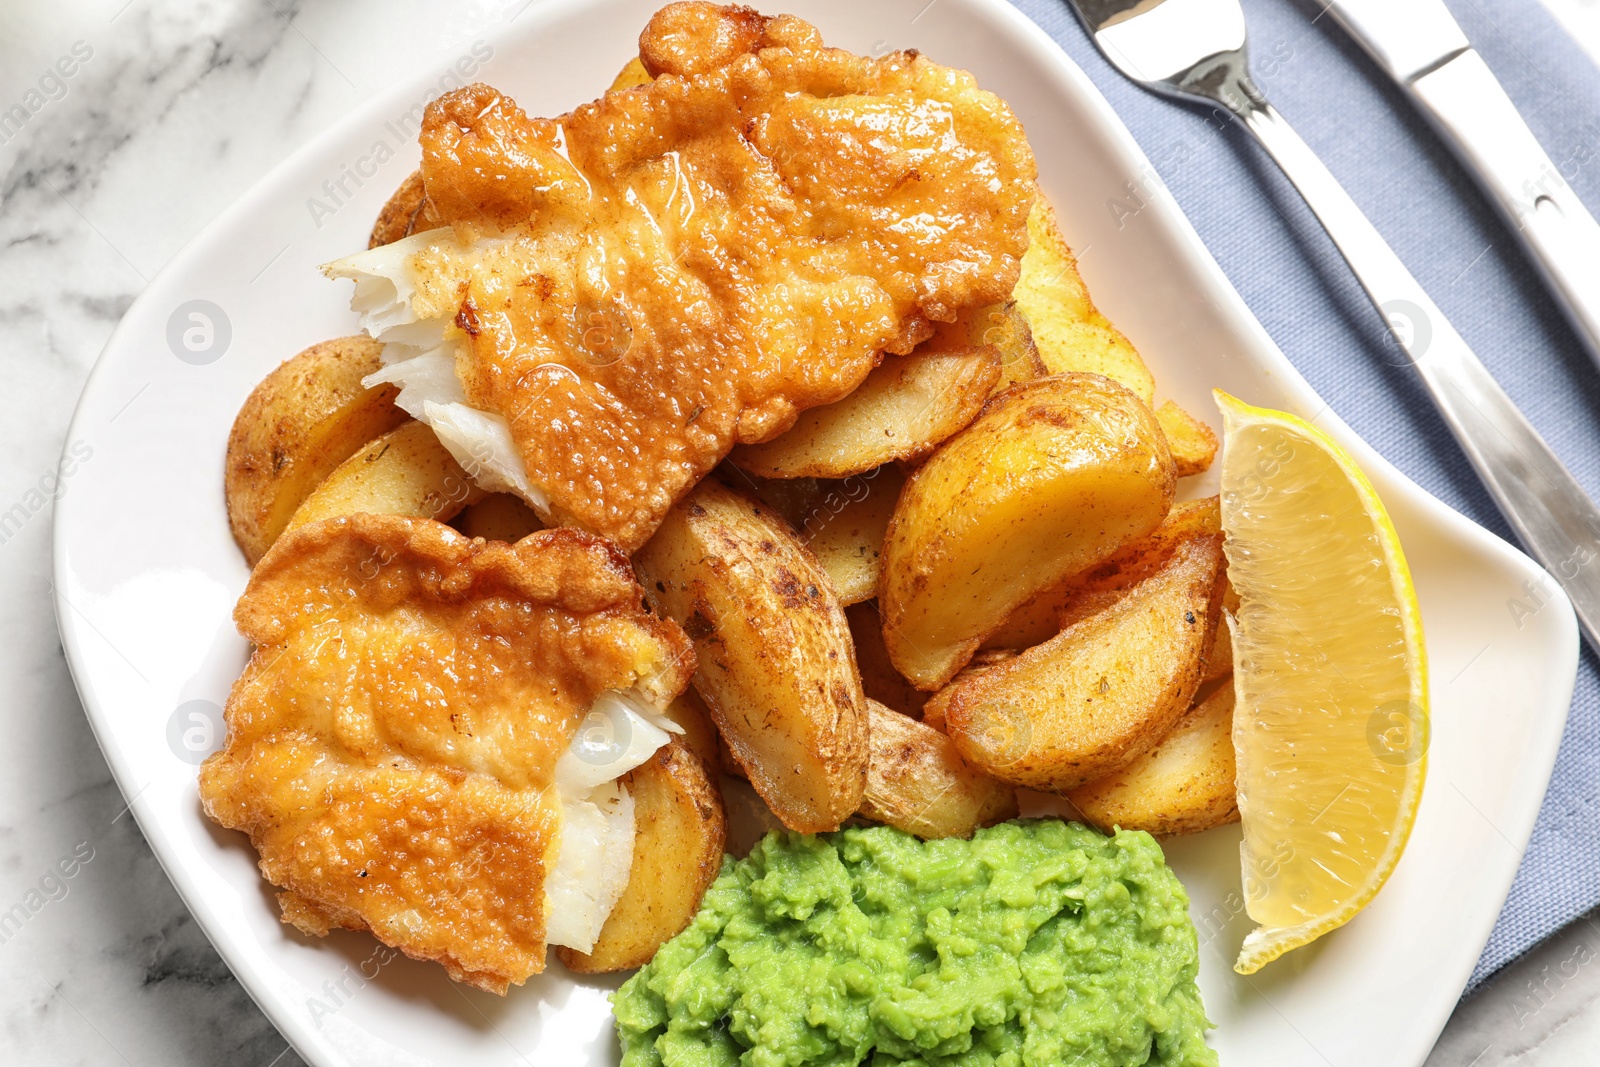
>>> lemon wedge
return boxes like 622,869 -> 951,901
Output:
1215,391 -> 1428,975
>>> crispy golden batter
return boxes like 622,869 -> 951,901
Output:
412,2 -> 1035,549
198,515 -> 692,993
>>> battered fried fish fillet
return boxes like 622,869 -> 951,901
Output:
198,515 -> 694,994
328,1 -> 1035,550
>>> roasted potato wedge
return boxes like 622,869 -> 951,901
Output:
979,590 -> 1068,653
968,301 -> 1048,391
981,498 -> 1220,653
919,683 -> 954,734
611,56 -> 653,90
1014,199 -> 1155,403
661,687 -> 723,776
1155,400 -> 1219,478
731,330 -> 1000,479
723,468 -> 823,530
1200,578 -> 1239,683
847,601 -> 928,719
1055,497 -> 1221,624
732,466 -> 902,604
717,730 -> 741,783
919,651 -> 1016,733
369,169 -> 442,248
557,739 -> 726,973
225,336 -> 407,563
803,466 -> 904,606
860,700 -> 1018,839
882,373 -> 1177,689
285,420 -> 484,531
1202,622 -> 1233,684
453,492 -> 544,542
1056,499 -> 1228,684
942,530 -> 1225,791
633,479 -> 868,833
1068,682 -> 1239,836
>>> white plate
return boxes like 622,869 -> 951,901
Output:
53,0 -> 1578,1063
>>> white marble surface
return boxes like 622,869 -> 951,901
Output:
2,1 -> 1598,1064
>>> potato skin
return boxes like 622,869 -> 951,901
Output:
943,530 -> 1225,791
633,479 -> 868,833
1014,198 -> 1154,402
1068,682 -> 1238,836
861,700 -> 1017,839
1154,401 -> 1219,478
556,739 -> 726,973
284,421 -> 484,532
661,687 -> 723,776
921,652 -> 1015,733
225,336 -> 407,564
1054,497 -> 1220,625
881,373 -> 1176,689
369,169 -> 442,248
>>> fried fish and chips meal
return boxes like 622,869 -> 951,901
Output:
201,1 -> 1429,1058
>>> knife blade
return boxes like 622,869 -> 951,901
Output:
1326,0 -> 1600,368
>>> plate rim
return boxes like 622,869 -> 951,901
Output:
50,0 -> 1580,1063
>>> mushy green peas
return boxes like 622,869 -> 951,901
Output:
612,820 -> 1216,1067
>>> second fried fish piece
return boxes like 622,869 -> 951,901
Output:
199,515 -> 694,993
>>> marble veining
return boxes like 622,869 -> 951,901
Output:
2,0 -> 1597,1064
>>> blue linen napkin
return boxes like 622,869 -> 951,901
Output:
1004,0 -> 1600,991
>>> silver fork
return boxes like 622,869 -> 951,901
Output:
1067,0 -> 1600,654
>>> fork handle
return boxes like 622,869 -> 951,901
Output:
1232,91 -> 1600,653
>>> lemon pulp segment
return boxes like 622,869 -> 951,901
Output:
1215,391 -> 1428,975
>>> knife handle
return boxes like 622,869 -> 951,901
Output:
1411,49 -> 1600,366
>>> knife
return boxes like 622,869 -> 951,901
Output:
1326,0 -> 1600,367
